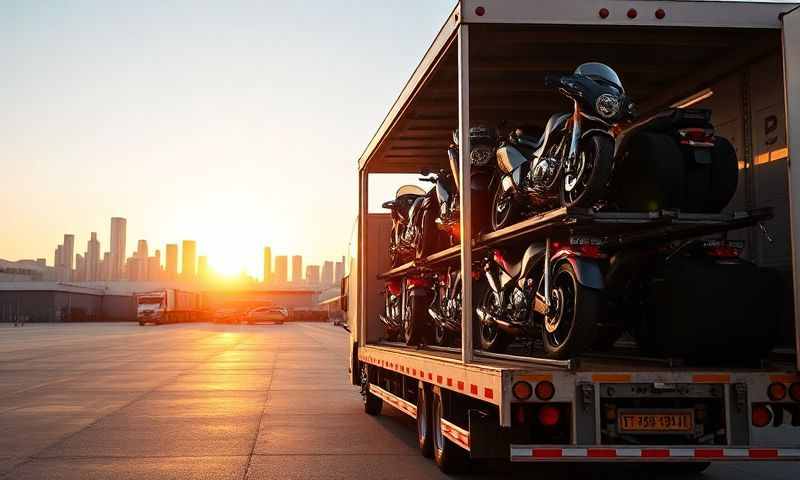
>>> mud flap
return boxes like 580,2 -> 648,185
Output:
468,410 -> 510,459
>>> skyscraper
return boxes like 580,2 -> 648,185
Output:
263,247 -> 272,284
274,256 -> 288,284
101,252 -> 111,280
63,234 -> 75,281
135,239 -> 149,280
110,217 -> 127,281
75,254 -> 85,281
335,256 -> 345,283
306,265 -> 320,285
165,244 -> 178,280
292,255 -> 303,283
182,240 -> 197,280
321,260 -> 334,286
87,232 -> 100,281
147,249 -> 161,281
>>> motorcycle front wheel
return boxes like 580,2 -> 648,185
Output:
561,134 -> 614,208
490,182 -> 518,231
538,262 -> 602,359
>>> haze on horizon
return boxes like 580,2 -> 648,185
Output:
0,0 -> 453,277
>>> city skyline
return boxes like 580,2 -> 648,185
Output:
13,215 -> 346,284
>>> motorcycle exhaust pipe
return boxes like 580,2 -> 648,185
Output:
428,307 -> 461,332
378,313 -> 401,330
475,306 -> 521,335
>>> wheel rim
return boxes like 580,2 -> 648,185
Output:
433,396 -> 444,453
544,270 -> 577,348
480,290 -> 500,346
418,390 -> 428,441
564,147 -> 597,205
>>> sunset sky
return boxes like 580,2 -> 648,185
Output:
0,1 -> 453,277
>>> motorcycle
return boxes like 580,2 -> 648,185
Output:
378,278 -> 403,341
490,62 -> 636,231
428,266 -> 486,347
402,272 -> 435,346
475,237 -> 607,359
383,185 -> 427,267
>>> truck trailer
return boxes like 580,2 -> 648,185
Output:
344,0 -> 800,473
136,289 -> 201,325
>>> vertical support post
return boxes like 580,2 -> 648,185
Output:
458,24 -> 473,364
781,9 -> 800,370
358,169 -> 368,347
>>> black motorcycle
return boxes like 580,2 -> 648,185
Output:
383,185 -> 428,267
378,278 -> 403,341
475,238 -> 607,359
490,62 -> 636,231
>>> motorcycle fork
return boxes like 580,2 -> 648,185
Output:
565,101 -> 582,175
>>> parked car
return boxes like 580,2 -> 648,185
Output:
213,307 -> 242,324
245,306 -> 288,324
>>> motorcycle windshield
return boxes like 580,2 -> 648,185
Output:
395,185 -> 425,198
574,62 -> 624,93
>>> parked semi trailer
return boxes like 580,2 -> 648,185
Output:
136,289 -> 201,325
344,0 -> 800,473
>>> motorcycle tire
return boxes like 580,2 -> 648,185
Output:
404,293 -> 432,346
561,134 -> 614,208
682,136 -> 738,213
433,323 -> 453,347
490,181 -> 519,231
416,210 -> 440,260
541,262 -> 603,359
477,287 -> 514,353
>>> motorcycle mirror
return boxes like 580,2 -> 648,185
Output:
381,201 -> 394,209
420,167 -> 431,176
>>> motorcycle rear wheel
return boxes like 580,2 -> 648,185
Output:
404,294 -> 432,346
561,134 -> 614,208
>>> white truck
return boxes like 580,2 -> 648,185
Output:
136,289 -> 201,325
344,0 -> 800,473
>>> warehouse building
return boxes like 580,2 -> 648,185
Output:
0,283 -> 136,323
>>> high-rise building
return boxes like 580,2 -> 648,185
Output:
101,252 -> 111,280
306,265 -> 320,285
165,244 -> 178,280
75,254 -> 85,281
321,260 -> 334,286
63,234 -> 75,281
263,247 -> 272,284
126,256 -> 137,281
110,217 -> 127,281
198,256 -> 208,280
86,232 -> 100,281
292,255 -> 303,283
274,255 -> 288,284
182,240 -> 197,280
135,240 -> 149,280
335,256 -> 345,283
147,255 -> 161,281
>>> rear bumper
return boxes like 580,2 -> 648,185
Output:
510,445 -> 800,462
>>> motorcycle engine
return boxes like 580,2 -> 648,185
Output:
528,156 -> 560,197
509,288 -> 530,324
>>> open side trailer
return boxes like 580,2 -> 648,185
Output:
345,0 -> 800,471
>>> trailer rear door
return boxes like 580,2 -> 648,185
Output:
782,6 -> 800,370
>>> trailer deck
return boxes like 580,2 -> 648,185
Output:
379,207 -> 774,279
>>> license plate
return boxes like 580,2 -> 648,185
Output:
618,410 -> 694,433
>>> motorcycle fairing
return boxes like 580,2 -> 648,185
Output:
550,251 -> 605,290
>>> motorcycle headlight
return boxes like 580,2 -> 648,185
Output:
470,146 -> 493,166
596,94 -> 620,119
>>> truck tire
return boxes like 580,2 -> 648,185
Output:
432,388 -> 469,473
417,384 -> 433,458
364,390 -> 382,416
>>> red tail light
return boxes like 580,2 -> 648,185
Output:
752,405 -> 772,427
406,277 -> 432,289
768,382 -> 787,401
679,128 -> 715,147
535,381 -> 555,401
538,405 -> 561,426
386,280 -> 402,296
790,383 -> 800,402
569,236 -> 606,259
704,240 -> 743,258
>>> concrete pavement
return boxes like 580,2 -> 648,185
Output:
0,323 -> 797,479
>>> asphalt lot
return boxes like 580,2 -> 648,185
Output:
0,322 -> 797,479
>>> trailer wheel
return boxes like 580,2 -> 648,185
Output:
360,365 -> 382,416
417,384 -> 433,458
432,388 -> 469,473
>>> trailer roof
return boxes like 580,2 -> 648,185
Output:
358,0 -> 795,174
